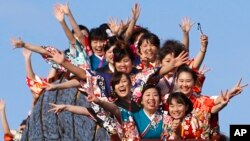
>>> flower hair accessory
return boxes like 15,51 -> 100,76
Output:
106,29 -> 114,37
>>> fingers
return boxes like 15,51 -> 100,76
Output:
241,84 -> 248,88
237,78 -> 242,87
66,0 -> 70,6
48,103 -> 62,114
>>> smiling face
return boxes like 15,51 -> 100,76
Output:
141,87 -> 160,114
176,71 -> 195,96
114,74 -> 131,99
139,40 -> 158,62
105,46 -> 115,64
114,55 -> 133,74
91,39 -> 106,56
161,53 -> 177,77
168,98 -> 187,119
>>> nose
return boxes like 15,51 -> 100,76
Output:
183,81 -> 188,87
97,42 -> 103,47
149,94 -> 155,99
172,106 -> 178,112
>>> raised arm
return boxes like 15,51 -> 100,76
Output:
212,78 -> 248,113
22,48 -> 35,80
49,103 -> 90,115
48,49 -> 86,80
0,100 -> 11,135
11,37 -> 52,56
44,78 -> 80,91
159,51 -> 189,76
62,2 -> 85,43
54,4 -> 75,45
192,34 -> 208,69
179,17 -> 194,51
123,3 -> 140,42
87,94 -> 121,120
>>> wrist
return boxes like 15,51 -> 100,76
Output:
200,48 -> 206,53
21,41 -> 26,47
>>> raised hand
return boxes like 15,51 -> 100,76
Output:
200,34 -> 208,49
228,78 -> 248,99
47,49 -> 65,65
131,3 -> 140,21
11,37 -> 25,49
119,18 -> 130,34
220,89 -> 230,105
0,99 -> 6,111
179,17 -> 195,33
54,4 -> 64,22
172,51 -> 189,67
199,65 -> 211,75
48,103 -> 66,114
108,17 -> 120,35
61,1 -> 70,15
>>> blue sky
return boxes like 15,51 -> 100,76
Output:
0,0 -> 249,138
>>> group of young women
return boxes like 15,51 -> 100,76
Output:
1,2 -> 247,141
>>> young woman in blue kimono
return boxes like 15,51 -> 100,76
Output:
87,74 -> 164,140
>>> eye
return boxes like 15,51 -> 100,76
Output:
169,105 -> 175,108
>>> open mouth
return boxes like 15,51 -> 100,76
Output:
118,87 -> 127,95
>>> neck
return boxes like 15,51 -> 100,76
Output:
186,92 -> 193,98
108,63 -> 115,72
143,109 -> 156,117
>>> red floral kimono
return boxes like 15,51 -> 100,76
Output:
181,93 -> 215,139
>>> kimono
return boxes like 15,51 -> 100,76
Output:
89,54 -> 107,71
116,102 -> 141,141
4,130 -> 22,141
157,75 -> 178,103
181,93 -> 215,139
83,67 -> 161,139
131,67 -> 160,103
42,39 -> 91,72
64,39 -> 91,70
26,75 -> 47,96
187,59 -> 206,94
120,109 -> 163,139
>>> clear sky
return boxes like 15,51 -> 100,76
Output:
0,0 -> 249,139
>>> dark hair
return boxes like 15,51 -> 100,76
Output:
71,24 -> 89,35
167,92 -> 193,115
89,27 -> 108,43
113,42 -> 134,63
138,84 -> 162,106
104,36 -> 118,52
158,40 -> 186,62
137,32 -> 160,54
176,64 -> 198,82
110,72 -> 131,98
129,25 -> 150,44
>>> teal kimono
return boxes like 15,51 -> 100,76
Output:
121,108 -> 163,139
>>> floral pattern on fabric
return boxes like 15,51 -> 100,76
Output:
187,59 -> 206,94
41,46 -> 67,72
79,69 -> 118,134
64,39 -> 91,70
82,36 -> 93,57
180,93 -> 215,139
119,108 -> 140,141
89,102 -> 117,135
162,111 -> 174,138
26,75 -> 47,96
4,130 -> 22,141
79,69 -> 106,97
131,68 -> 158,103
42,40 -> 91,73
